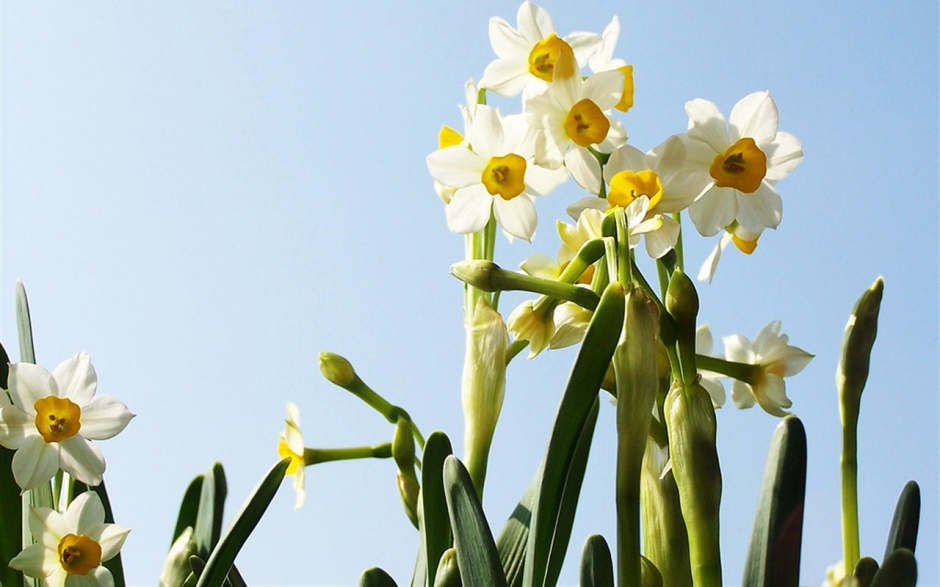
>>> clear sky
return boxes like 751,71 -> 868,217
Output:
2,1 -> 937,586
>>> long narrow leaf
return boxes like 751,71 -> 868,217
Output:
0,342 -> 22,587
174,476 -> 206,548
195,458 -> 289,587
869,548 -> 916,587
579,535 -> 614,587
15,280 -> 35,364
496,473 -> 538,587
742,416 -> 807,587
414,432 -> 453,587
443,455 -> 507,587
194,463 -> 228,558
524,282 -> 625,587
883,481 -> 920,559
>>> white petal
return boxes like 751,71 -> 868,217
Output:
756,375 -> 792,417
93,523 -> 131,561
685,98 -> 730,153
77,395 -> 134,440
700,377 -> 726,408
13,436 -> 60,490
52,352 -> 97,406
697,234 -> 731,283
688,186 -> 736,237
446,185 -> 493,234
493,195 -> 537,242
58,435 -> 105,487
763,131 -> 804,182
517,1 -> 554,41
67,491 -> 106,533
519,253 -> 559,278
0,405 -> 38,449
480,57 -> 530,97
723,334 -> 755,364
729,91 -> 778,143
9,363 -> 55,411
564,148 -> 602,194
730,380 -> 756,409
8,543 -> 53,577
524,162 -> 567,196
643,215 -> 679,259
565,196 -> 608,221
735,183 -> 782,232
70,567 -> 114,587
29,506 -> 67,550
293,466 -> 305,510
588,16 -> 619,72
467,105 -> 504,159
567,31 -> 604,67
488,15 -> 528,59
426,146 -> 484,189
603,144 -> 647,181
582,69 -> 624,112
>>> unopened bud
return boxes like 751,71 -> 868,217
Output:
396,470 -> 420,529
665,270 -> 700,385
433,548 -> 461,587
450,260 -> 501,292
837,277 -> 884,426
319,352 -> 359,389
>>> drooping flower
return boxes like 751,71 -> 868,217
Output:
0,353 -> 134,490
277,402 -> 306,510
427,105 -> 566,241
480,1 -> 602,97
695,324 -> 726,408
681,91 -> 803,237
697,221 -> 762,283
723,320 -> 813,416
588,16 -> 634,113
525,48 -> 626,194
507,299 -> 555,357
9,491 -> 130,587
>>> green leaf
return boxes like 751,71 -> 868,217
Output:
361,567 -> 399,587
195,458 -> 289,587
443,455 -> 507,587
15,280 -> 36,364
869,548 -> 916,587
524,282 -> 625,587
496,474 -> 537,587
853,556 -> 879,587
884,481 -> 920,559
175,475 -> 206,548
0,342 -> 22,587
742,416 -> 807,587
414,432 -> 453,587
194,463 -> 228,558
579,535 -> 613,587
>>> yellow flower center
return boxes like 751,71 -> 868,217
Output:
709,137 -> 767,193
565,99 -> 609,147
615,65 -> 634,112
438,125 -> 463,149
58,533 -> 102,575
277,439 -> 303,476
34,396 -> 81,443
528,33 -> 575,82
731,233 -> 759,254
481,154 -> 527,200
607,169 -> 663,210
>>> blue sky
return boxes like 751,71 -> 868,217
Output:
2,1 -> 937,585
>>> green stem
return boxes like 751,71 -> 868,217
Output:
841,422 -> 860,571
672,212 -> 685,271
695,354 -> 763,384
303,443 -> 393,466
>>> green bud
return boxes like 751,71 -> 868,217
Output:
159,526 -> 197,587
393,417 -> 416,471
433,548 -> 461,587
319,352 -> 359,389
837,277 -> 884,427
396,470 -> 420,529
665,270 -> 699,385
451,260 -> 501,292
641,438 -> 692,587
665,381 -> 722,587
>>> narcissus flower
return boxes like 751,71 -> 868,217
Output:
681,91 -> 803,237
525,48 -> 625,194
0,353 -> 134,490
588,16 -> 634,113
427,105 -> 566,241
723,320 -> 813,417
277,402 -> 306,510
480,1 -> 602,97
9,491 -> 130,587
697,222 -> 762,283
695,324 -> 726,408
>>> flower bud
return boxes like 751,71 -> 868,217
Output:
450,260 -> 501,292
159,527 -> 197,587
433,548 -> 461,587
396,470 -> 420,529
318,352 -> 359,389
666,269 -> 700,385
836,277 -> 884,427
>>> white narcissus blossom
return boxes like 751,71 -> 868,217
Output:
507,300 -> 555,358
695,324 -> 726,408
427,105 -> 567,242
723,320 -> 813,417
682,91 -> 803,237
525,48 -> 626,194
588,16 -> 634,113
697,222 -> 761,283
10,491 -> 130,587
0,352 -> 134,490
277,402 -> 306,510
480,1 -> 602,97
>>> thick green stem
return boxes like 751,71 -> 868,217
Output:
303,443 -> 392,465
841,423 -> 860,571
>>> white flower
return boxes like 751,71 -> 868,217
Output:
588,16 -> 634,113
723,321 -> 813,417
0,353 -> 134,490
277,402 -> 306,510
507,300 -> 555,358
697,222 -> 762,283
10,491 -> 130,587
682,91 -> 803,237
525,48 -> 625,194
696,324 -> 726,408
822,560 -> 846,587
427,105 -> 566,241
480,1 -> 602,97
